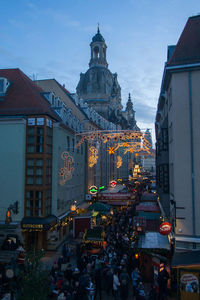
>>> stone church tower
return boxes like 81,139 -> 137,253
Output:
76,27 -> 123,124
122,93 -> 140,131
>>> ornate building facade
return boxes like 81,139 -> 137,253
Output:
76,28 -> 139,130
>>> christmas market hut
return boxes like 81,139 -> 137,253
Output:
82,226 -> 106,254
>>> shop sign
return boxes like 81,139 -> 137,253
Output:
22,224 -> 43,229
110,180 -> 117,188
159,222 -> 172,235
180,273 -> 199,293
89,185 -> 98,195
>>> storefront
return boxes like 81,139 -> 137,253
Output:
21,215 -> 58,250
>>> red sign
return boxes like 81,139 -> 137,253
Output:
110,180 -> 117,188
159,222 -> 172,235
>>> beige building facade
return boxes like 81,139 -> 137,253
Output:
156,15 -> 200,251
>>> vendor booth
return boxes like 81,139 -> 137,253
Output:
82,226 -> 106,254
172,250 -> 200,300
137,232 -> 171,284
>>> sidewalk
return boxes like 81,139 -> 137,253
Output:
41,237 -> 81,270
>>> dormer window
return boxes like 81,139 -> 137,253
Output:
0,77 -> 10,96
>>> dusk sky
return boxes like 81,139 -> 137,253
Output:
1,0 -> 200,144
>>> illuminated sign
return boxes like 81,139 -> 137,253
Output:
89,146 -> 98,168
110,180 -> 117,188
99,186 -> 105,190
89,185 -> 98,195
159,222 -> 172,235
22,224 -> 43,229
59,151 -> 74,185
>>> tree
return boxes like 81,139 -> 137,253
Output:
17,249 -> 51,300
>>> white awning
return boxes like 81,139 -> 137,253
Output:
138,232 -> 170,250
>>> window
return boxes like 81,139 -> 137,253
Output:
27,159 -> 34,166
169,123 -> 173,143
67,136 -> 70,151
0,80 -> 4,92
81,144 -> 83,155
27,177 -> 34,184
35,177 -> 43,185
162,128 -> 168,151
27,145 -> 34,153
163,164 -> 169,193
27,168 -> 34,175
36,159 -> 43,166
72,138 -> 74,152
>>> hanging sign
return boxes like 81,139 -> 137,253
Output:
89,185 -> 98,195
159,222 -> 172,235
110,180 -> 117,188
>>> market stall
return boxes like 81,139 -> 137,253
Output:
172,250 -> 200,300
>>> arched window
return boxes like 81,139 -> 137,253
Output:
93,46 -> 100,59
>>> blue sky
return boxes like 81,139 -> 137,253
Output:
1,0 -> 200,144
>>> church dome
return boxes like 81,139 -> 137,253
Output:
92,32 -> 105,43
77,66 -> 115,98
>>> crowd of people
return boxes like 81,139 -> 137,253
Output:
48,203 -> 164,300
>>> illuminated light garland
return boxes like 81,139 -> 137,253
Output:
117,156 -> 122,168
59,151 -> 74,185
88,146 -> 98,167
75,130 -> 152,156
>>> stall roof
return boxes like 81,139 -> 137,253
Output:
172,250 -> 200,268
88,202 -> 111,212
136,202 -> 160,212
138,232 -> 170,250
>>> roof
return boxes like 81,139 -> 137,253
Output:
138,232 -> 170,250
168,15 -> 200,66
88,202 -> 111,212
172,250 -> 200,268
92,28 -> 105,43
136,202 -> 160,213
0,68 -> 60,120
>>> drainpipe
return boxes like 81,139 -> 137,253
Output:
188,72 -> 195,236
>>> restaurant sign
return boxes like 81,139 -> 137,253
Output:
159,222 -> 172,235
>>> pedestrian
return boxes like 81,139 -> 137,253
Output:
148,285 -> 157,300
113,270 -> 120,300
119,268 -> 129,300
136,282 -> 146,300
131,267 -> 140,298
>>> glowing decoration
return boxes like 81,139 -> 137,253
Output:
133,164 -> 141,177
110,180 -> 117,188
89,146 -> 98,167
89,185 -> 98,195
70,204 -> 76,211
116,156 -> 122,168
107,147 -> 115,155
59,151 -> 74,185
135,253 -> 139,259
